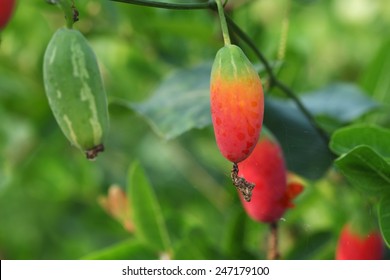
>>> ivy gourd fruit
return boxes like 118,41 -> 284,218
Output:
43,27 -> 109,159
210,45 -> 264,163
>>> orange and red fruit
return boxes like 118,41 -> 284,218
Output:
210,45 -> 264,163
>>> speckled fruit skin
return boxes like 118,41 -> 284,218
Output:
210,45 -> 264,163
336,224 -> 383,260
0,0 -> 16,29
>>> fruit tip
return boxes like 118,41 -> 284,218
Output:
86,143 -> 105,160
231,163 -> 255,202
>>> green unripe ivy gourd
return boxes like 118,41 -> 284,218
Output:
43,27 -> 109,159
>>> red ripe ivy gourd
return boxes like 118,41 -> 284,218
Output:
210,44 -> 264,164
0,0 -> 16,30
336,224 -> 383,260
238,130 -> 303,223
211,0 -> 264,202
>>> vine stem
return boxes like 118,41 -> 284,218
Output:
215,0 -> 231,45
107,0 -> 330,144
267,222 -> 280,260
108,0 -> 211,10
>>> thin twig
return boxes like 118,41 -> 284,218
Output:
267,222 -> 280,260
108,0 -> 211,10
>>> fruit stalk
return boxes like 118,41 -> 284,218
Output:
267,222 -> 280,260
215,0 -> 231,45
57,0 -> 78,28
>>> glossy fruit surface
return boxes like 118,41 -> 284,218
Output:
0,0 -> 16,29
336,224 -> 383,260
43,27 -> 109,159
238,132 -> 302,223
210,45 -> 264,163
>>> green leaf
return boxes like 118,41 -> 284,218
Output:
378,195 -> 390,248
264,98 -> 334,180
334,145 -> 390,195
300,83 -> 379,124
81,239 -> 158,260
330,124 -> 390,158
127,161 -> 171,253
129,64 -> 212,140
220,209 -> 265,259
360,39 -> 390,124
285,231 -> 333,260
174,228 -> 222,260
222,209 -> 249,259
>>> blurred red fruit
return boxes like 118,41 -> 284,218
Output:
0,0 -> 16,30
238,132 -> 303,223
336,224 -> 383,260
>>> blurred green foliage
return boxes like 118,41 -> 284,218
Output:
1,0 -> 390,260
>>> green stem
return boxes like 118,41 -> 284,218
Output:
215,0 -> 231,45
58,0 -> 75,28
108,0 -> 211,10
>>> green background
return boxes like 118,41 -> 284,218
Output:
1,0 -> 390,259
